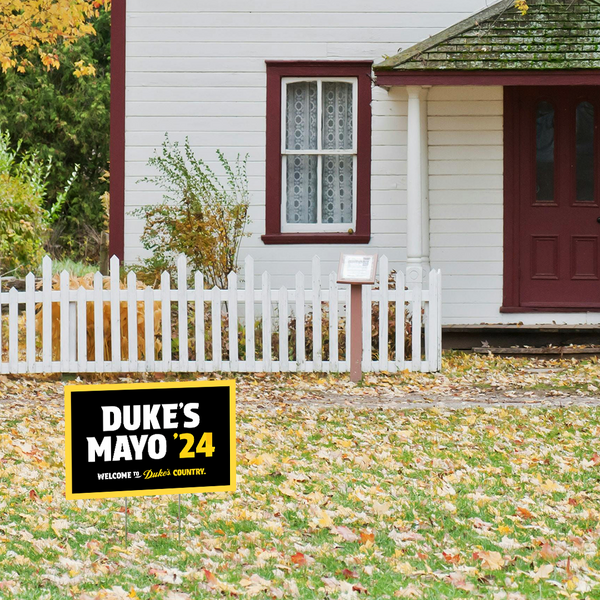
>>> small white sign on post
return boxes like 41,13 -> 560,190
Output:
337,253 -> 378,285
337,253 -> 378,382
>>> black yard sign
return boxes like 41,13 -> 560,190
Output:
65,381 -> 236,500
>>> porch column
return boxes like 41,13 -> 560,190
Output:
420,87 -> 430,275
406,86 -> 424,287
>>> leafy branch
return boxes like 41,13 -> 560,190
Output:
134,135 -> 251,289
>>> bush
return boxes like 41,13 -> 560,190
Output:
0,131 -> 77,276
134,135 -> 250,288
0,133 -> 48,275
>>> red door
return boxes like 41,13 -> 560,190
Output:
514,87 -> 600,309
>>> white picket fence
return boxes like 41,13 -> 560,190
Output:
0,255 -> 442,375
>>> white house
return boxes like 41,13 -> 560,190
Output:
109,0 -> 600,329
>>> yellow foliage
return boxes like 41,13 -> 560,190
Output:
514,0 -> 529,15
0,0 -> 110,73
73,59 -> 96,77
35,273 -> 162,362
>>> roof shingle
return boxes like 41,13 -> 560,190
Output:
376,0 -> 600,71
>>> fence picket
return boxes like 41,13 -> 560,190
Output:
0,257 -> 441,376
194,271 -> 205,370
59,270 -> 70,372
25,273 -> 35,372
93,272 -> 104,371
42,256 -> 52,368
144,286 -> 155,371
295,272 -> 305,371
244,256 -> 255,371
110,256 -> 121,369
312,256 -> 322,372
411,284 -> 422,372
211,287 -> 222,371
77,286 -> 87,372
395,271 -> 406,371
427,269 -> 438,372
161,271 -> 172,371
228,272 -> 239,371
279,285 -> 288,371
262,271 -> 272,372
329,273 -> 339,372
69,300 -> 77,372
438,271 -> 442,371
177,255 -> 189,370
379,256 -> 389,372
8,287 -> 18,373
127,271 -> 138,370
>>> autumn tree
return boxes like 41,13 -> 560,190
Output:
0,1 -> 111,260
0,0 -> 110,73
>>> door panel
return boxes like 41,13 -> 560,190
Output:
516,87 -> 600,308
571,236 -> 598,280
530,235 -> 559,280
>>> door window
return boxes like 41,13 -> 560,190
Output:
576,101 -> 595,203
536,101 -> 555,202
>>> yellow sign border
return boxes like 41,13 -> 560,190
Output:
64,380 -> 236,500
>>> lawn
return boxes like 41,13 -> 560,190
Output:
1,355 -> 600,599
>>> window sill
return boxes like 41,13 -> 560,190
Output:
261,233 -> 370,245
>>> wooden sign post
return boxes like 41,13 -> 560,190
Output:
337,254 -> 378,383
65,380 -> 236,542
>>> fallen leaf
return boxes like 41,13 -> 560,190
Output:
51,519 -> 69,537
531,564 -> 553,581
341,568 -> 358,579
360,531 -> 375,544
318,511 -> 334,528
475,550 -> 505,571
447,571 -> 475,592
335,525 -> 359,542
516,506 -> 534,519
203,569 -> 218,587
442,549 -> 461,564
539,542 -> 560,560
291,552 -> 307,566
165,593 -> 191,600
395,584 -> 422,598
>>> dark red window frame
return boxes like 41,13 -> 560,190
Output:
262,61 -> 372,245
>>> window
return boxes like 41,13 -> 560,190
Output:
576,101 -> 595,202
263,61 -> 372,245
535,100 -> 555,202
283,78 -> 356,231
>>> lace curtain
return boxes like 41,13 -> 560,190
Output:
286,82 -> 317,224
285,80 -> 354,225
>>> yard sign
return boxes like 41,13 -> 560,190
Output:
65,380 -> 236,500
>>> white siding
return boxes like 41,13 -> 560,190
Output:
428,86 -> 504,325
124,0 -> 492,278
125,1 -> 595,326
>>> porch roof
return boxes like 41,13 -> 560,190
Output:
375,0 -> 600,74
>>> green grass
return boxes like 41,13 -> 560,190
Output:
1,396 -> 600,599
48,258 -> 97,277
